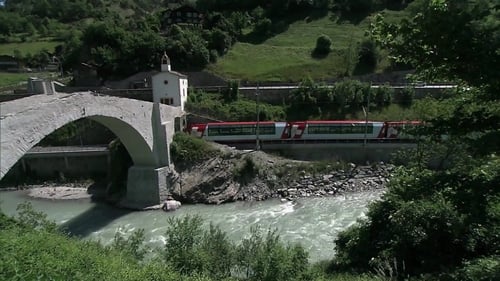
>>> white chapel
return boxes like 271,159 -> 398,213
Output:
152,53 -> 188,111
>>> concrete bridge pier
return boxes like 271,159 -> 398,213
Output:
125,165 -> 175,208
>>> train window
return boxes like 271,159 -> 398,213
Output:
307,124 -> 373,134
208,124 -> 276,136
257,125 -> 276,135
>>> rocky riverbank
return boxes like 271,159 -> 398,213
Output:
255,163 -> 393,201
171,143 -> 395,204
5,143 -> 395,206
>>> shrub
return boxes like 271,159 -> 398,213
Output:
223,79 -> 240,102
396,87 -> 415,107
233,156 -> 259,184
163,215 -> 234,279
253,18 -> 272,36
234,226 -> 310,281
372,85 -> 393,107
170,133 -> 219,169
450,257 -> 500,281
314,34 -> 332,55
357,39 -> 378,70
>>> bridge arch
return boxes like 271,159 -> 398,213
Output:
1,92 -> 183,207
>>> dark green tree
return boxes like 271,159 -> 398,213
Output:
313,34 -> 332,56
334,0 -> 500,277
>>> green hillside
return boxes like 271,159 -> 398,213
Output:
0,41 -> 61,56
209,9 -> 408,81
0,0 -> 415,85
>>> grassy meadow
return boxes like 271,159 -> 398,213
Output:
0,41 -> 61,56
0,72 -> 32,88
209,10 -> 407,82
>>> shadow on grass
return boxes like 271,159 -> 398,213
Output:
329,10 -> 372,25
353,62 -> 376,76
240,10 -> 329,45
311,49 -> 330,59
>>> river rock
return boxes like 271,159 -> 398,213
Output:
162,200 -> 181,212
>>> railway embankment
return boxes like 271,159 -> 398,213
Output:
172,142 -> 394,204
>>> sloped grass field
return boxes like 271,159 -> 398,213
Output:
0,41 -> 61,56
210,10 -> 407,82
0,72 -> 32,87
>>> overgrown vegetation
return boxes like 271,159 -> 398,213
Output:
187,77 -> 417,122
331,0 -> 500,279
232,156 -> 259,185
170,132 -> 220,170
186,89 -> 286,121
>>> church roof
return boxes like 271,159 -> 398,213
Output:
155,69 -> 187,78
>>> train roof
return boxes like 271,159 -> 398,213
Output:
385,121 -> 422,124
197,121 -> 285,126
303,120 -> 384,124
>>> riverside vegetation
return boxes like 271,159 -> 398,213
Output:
0,202 -> 383,281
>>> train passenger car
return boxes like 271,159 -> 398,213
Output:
382,121 -> 422,139
187,121 -> 288,143
286,120 -> 385,140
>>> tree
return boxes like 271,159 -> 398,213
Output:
357,38 -> 378,70
334,0 -> 500,277
369,0 -> 499,89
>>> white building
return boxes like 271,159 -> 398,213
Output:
152,53 -> 188,111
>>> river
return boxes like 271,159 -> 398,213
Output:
0,190 -> 383,263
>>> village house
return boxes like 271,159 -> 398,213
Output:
161,5 -> 203,28
0,55 -> 20,72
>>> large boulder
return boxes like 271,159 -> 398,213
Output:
162,200 -> 181,212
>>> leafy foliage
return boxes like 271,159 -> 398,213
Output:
186,90 -> 286,122
235,226 -> 310,281
0,203 -> 200,281
356,39 -> 378,71
333,0 -> 500,277
313,34 -> 332,56
170,132 -> 220,169
163,215 -> 234,279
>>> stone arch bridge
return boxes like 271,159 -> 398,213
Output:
0,92 -> 183,207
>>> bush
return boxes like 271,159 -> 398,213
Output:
450,257 -> 500,281
163,215 -> 234,279
235,226 -> 310,281
396,87 -> 415,107
253,18 -> 272,36
357,39 -> 378,70
0,204 -> 184,281
314,34 -> 332,56
170,133 -> 219,169
372,85 -> 393,107
233,156 -> 259,184
223,79 -> 240,102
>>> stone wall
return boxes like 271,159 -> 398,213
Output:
1,152 -> 109,185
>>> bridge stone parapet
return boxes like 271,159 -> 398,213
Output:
0,92 -> 183,207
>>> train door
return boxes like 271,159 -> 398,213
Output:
281,122 -> 292,139
290,122 -> 307,139
188,124 -> 206,137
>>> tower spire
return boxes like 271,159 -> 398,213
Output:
161,52 -> 171,71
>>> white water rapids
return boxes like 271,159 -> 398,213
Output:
0,189 -> 383,262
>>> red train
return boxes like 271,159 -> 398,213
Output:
186,120 -> 421,143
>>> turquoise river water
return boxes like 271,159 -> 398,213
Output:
0,190 -> 383,262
